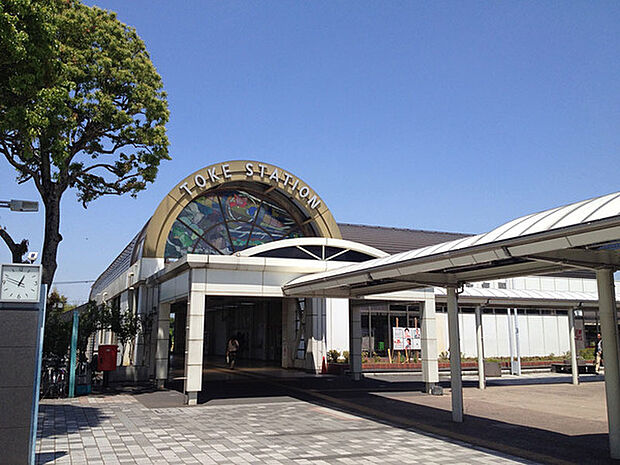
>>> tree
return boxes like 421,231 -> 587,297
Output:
0,0 -> 169,286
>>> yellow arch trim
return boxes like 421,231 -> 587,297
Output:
142,160 -> 341,258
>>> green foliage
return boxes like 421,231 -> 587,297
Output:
373,352 -> 382,363
42,292 -> 141,364
341,350 -> 349,364
361,351 -> 369,364
580,347 -> 595,360
438,351 -> 449,362
326,349 -> 340,364
0,0 -> 169,285
43,289 -> 71,357
76,300 -> 101,354
99,301 -> 140,346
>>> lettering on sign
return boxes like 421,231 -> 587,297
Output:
178,162 -> 322,211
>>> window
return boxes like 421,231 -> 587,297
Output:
165,189 -> 313,259
254,245 -> 375,262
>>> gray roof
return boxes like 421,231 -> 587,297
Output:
337,223 -> 471,255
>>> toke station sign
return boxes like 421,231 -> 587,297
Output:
177,161 -> 324,211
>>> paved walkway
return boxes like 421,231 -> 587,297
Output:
37,365 -> 618,465
37,393 -> 532,465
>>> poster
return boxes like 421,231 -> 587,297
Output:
392,327 -> 404,350
392,327 -> 421,351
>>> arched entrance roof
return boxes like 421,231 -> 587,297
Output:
142,160 -> 341,259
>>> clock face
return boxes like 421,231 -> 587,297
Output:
0,264 -> 42,303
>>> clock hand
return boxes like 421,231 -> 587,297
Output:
4,277 -> 26,287
18,275 -> 25,287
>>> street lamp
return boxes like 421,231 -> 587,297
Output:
0,199 -> 39,212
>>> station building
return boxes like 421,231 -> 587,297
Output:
90,160 -> 619,402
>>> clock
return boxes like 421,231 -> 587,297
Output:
0,263 -> 42,303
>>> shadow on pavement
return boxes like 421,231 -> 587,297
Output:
481,373 -> 605,387
38,404 -> 107,440
35,451 -> 66,464
297,383 -> 614,465
180,363 -> 619,465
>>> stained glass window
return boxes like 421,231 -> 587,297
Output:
165,189 -> 314,259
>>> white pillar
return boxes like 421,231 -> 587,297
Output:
447,286 -> 463,422
281,298 -> 296,368
305,298 -> 325,373
512,309 -> 522,376
475,305 -> 485,389
154,302 -> 170,389
349,305 -> 362,381
421,297 -> 439,392
133,286 -> 145,367
506,308 -> 521,375
596,269 -> 620,459
568,308 -> 579,386
184,271 -> 206,405
507,308 -> 516,375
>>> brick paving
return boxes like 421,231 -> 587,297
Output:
37,394 -> 534,465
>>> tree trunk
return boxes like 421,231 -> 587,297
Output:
41,192 -> 63,287
0,228 -> 28,263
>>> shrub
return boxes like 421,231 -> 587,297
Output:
580,347 -> 595,360
327,349 -> 340,364
362,351 -> 369,364
342,351 -> 350,364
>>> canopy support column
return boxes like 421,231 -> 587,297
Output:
568,308 -> 579,386
447,286 -> 463,422
597,269 -> 620,459
475,305 -> 485,389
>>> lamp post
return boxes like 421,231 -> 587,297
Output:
0,199 -> 39,212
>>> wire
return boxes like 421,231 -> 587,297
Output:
53,280 -> 96,284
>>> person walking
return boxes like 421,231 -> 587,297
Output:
226,335 -> 240,369
595,333 -> 604,374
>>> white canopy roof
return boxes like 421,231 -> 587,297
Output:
284,191 -> 620,297
434,286 -> 620,308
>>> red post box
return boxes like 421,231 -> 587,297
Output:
97,344 -> 118,371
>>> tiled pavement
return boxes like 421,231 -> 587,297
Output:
37,394 -> 535,465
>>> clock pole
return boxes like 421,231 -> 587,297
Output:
68,308 -> 79,398
0,264 -> 45,465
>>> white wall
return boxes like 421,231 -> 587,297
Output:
159,271 -> 189,303
436,310 -> 571,358
326,298 -> 349,354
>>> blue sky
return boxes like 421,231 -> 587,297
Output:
1,2 -> 619,303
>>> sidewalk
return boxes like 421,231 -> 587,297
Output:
37,367 -> 617,464
37,393 -> 533,465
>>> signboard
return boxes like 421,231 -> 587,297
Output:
392,327 -> 421,350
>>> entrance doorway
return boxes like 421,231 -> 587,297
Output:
204,296 -> 283,364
